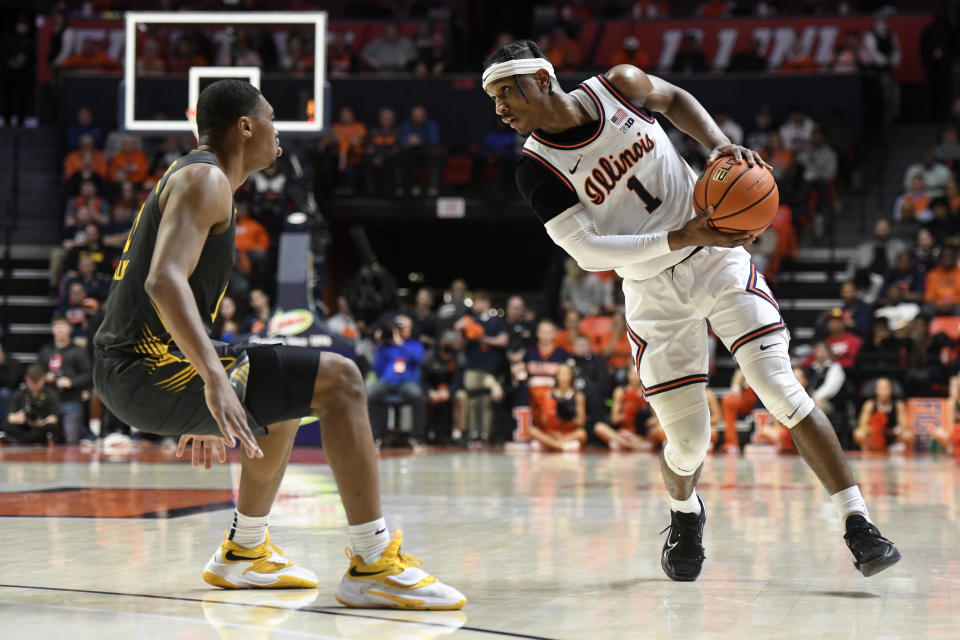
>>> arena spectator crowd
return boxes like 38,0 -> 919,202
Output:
3,1 -> 960,459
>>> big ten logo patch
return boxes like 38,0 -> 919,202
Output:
907,398 -> 947,450
513,406 -> 533,441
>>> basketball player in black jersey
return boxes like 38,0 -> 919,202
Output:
93,80 -> 464,608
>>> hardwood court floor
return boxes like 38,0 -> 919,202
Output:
0,444 -> 957,639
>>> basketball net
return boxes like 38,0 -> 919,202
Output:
185,107 -> 199,145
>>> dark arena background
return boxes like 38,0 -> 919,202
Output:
1,1 -> 959,638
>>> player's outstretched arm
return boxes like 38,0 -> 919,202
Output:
605,64 -> 769,168
145,164 -> 263,460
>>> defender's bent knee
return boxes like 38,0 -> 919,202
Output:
733,332 -> 814,428
315,353 -> 365,408
648,385 -> 712,476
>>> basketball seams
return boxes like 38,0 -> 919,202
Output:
693,164 -> 708,212
711,163 -> 750,214
709,182 -> 777,222
711,223 -> 769,233
702,159 -> 717,213
698,157 -> 778,234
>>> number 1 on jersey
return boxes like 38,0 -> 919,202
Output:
626,175 -> 662,213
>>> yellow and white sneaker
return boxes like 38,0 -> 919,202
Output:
335,531 -> 466,610
202,532 -> 319,589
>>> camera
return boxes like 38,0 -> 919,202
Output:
377,319 -> 400,346
23,394 -> 45,424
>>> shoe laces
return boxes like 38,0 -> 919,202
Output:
343,530 -> 423,570
385,531 -> 424,569
844,518 -> 893,557
660,512 -> 705,559
659,511 -> 701,537
266,540 -> 285,559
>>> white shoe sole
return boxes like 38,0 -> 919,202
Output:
335,575 -> 466,610
203,554 -> 318,589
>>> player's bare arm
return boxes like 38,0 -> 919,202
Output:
145,163 -> 263,460
605,64 -> 771,168
603,65 -> 761,252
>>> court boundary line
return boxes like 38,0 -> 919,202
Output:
0,584 -> 558,640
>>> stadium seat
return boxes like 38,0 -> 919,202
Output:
579,315 -> 613,353
930,316 -> 960,341
442,156 -> 473,186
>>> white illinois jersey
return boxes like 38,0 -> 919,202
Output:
516,73 -> 700,281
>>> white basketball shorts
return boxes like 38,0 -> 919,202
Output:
622,245 -> 786,397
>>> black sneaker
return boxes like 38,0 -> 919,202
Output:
844,515 -> 901,577
660,496 -> 706,582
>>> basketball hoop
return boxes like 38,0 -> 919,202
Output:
185,107 -> 198,144
123,12 -> 326,133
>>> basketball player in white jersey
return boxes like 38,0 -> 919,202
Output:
482,40 -> 900,581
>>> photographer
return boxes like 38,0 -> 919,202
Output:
456,290 -> 507,443
367,314 -> 426,446
422,331 -> 466,443
2,365 -> 61,445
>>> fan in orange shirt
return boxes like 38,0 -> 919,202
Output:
764,132 -> 794,178
168,38 -> 208,74
108,136 -> 150,183
555,308 -> 582,353
602,311 -> 633,371
898,175 -> 931,222
235,205 -> 270,278
64,134 -> 107,179
946,176 -> 960,214
611,36 -> 651,70
136,38 -> 167,75
720,369 -> 757,453
61,39 -> 121,72
924,245 -> 960,314
539,26 -> 582,72
331,107 -> 367,162
282,33 -> 315,74
779,42 -> 819,73
698,0 -> 731,18
330,106 -> 367,190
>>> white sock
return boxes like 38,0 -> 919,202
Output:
669,490 -> 702,515
831,485 -> 871,524
348,517 -> 391,564
228,510 -> 269,548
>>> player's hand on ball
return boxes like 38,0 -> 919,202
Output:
676,206 -> 754,249
176,435 -> 228,470
707,143 -> 771,169
204,377 -> 263,459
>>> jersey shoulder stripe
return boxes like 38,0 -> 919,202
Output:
596,73 -> 656,124
521,147 -> 576,192
529,83 -> 605,150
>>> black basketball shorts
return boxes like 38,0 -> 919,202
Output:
93,343 -> 320,437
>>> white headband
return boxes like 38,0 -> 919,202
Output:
482,58 -> 556,92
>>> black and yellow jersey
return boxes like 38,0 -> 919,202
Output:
94,151 -> 235,359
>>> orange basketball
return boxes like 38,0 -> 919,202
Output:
693,156 -> 779,236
